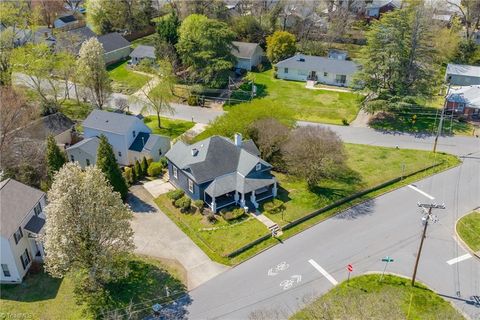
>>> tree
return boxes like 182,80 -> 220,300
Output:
355,4 -> 439,99
232,15 -> 266,45
446,0 -> 480,40
176,14 -> 236,88
134,160 -> 142,179
76,38 -> 111,108
156,11 -> 180,45
454,39 -> 480,64
282,126 -> 345,189
266,31 -> 296,63
43,163 -> 134,290
141,157 -> 149,176
31,0 -> 64,27
96,135 -> 129,200
46,135 -> 66,182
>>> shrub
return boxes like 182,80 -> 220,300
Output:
167,189 -> 184,201
175,195 -> 191,212
193,199 -> 204,213
123,166 -> 133,185
147,158 -> 153,166
220,207 -> 246,221
134,160 -> 143,178
205,213 -> 217,224
159,156 -> 168,168
263,199 -> 286,214
141,157 -> 149,176
458,115 -> 467,123
342,118 -> 349,126
147,162 -> 163,177
187,95 -> 199,106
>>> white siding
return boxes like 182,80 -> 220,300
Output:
66,146 -> 95,168
83,129 -> 129,165
0,237 -> 20,283
277,67 -> 354,87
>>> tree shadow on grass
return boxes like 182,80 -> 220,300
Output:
0,263 -> 62,302
103,258 -> 189,319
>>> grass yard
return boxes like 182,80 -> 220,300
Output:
107,60 -> 151,94
144,115 -> 195,139
291,274 -> 463,319
264,144 -> 459,226
59,99 -> 93,121
0,257 -> 186,320
155,195 -> 269,264
130,34 -> 157,48
225,70 -> 362,125
456,211 -> 480,252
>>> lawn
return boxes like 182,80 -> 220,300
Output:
456,211 -> 480,252
265,145 -> 459,225
291,274 -> 464,319
107,60 -> 151,94
144,115 -> 195,139
225,69 -> 362,125
59,99 -> 93,121
0,256 -> 187,319
130,34 -> 157,48
155,195 -> 269,264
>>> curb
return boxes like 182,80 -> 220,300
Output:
454,211 -> 480,260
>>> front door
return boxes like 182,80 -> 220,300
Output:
309,71 -> 317,80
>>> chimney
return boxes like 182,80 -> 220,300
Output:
191,148 -> 199,156
234,133 -> 242,147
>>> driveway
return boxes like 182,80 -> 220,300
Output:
128,185 -> 228,290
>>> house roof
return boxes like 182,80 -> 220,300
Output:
58,15 -> 77,23
204,172 -> 276,197
366,0 -> 399,9
447,85 -> 480,109
231,41 -> 262,59
129,132 -> 150,152
165,135 -> 270,184
143,134 -> 169,153
83,110 -> 146,135
97,32 -> 131,53
19,113 -> 74,142
276,54 -> 359,75
130,45 -> 156,59
66,137 -> 100,157
446,64 -> 480,78
0,179 -> 45,238
24,215 -> 45,234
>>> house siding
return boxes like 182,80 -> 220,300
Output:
66,147 -> 95,168
445,74 -> 480,86
277,67 -> 353,87
167,161 -> 202,200
104,47 -> 131,65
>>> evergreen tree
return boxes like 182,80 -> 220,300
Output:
46,135 -> 66,182
134,160 -> 142,179
141,156 -> 148,176
96,135 -> 128,200
131,165 -> 137,183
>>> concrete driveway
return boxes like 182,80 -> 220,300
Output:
128,185 -> 228,290
143,179 -> 175,198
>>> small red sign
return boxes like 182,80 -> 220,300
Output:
347,264 -> 353,272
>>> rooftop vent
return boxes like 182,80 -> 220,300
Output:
191,148 -> 199,156
297,57 -> 305,62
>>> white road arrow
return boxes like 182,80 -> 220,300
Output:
291,275 -> 302,283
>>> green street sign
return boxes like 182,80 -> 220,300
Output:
382,256 -> 394,262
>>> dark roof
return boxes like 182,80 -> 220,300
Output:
129,132 -> 150,152
231,41 -> 262,59
24,215 -> 45,234
130,45 -> 156,59
83,110 -> 146,135
276,54 -> 359,75
97,33 -> 131,53
19,113 -> 74,141
446,63 -> 480,78
58,15 -> 77,23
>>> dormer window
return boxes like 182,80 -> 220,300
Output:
133,131 -> 136,138
256,163 -> 261,171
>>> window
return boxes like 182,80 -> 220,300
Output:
86,159 -> 90,166
173,167 -> 178,179
335,74 -> 347,84
256,163 -> 261,171
284,67 -> 288,74
13,227 -> 23,245
158,149 -> 162,156
20,249 -> 31,270
132,131 -> 136,138
188,179 -> 194,193
1,264 -> 10,277
118,151 -> 122,157
324,72 -> 328,77
70,155 -> 74,162
33,202 -> 42,216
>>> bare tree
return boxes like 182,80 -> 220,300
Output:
446,0 -> 480,40
31,0 -> 65,27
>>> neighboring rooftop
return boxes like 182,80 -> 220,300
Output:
66,137 -> 100,157
276,54 -> 359,75
0,179 -> 45,238
130,45 -> 156,59
19,113 -> 74,141
97,32 -> 131,53
83,110 -> 144,135
446,64 -> 480,78
231,41 -> 261,59
447,85 -> 480,109
58,15 -> 77,24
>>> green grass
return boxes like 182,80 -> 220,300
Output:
291,274 -> 464,319
59,99 -> 93,121
155,195 -> 269,265
130,34 -> 157,48
225,69 -> 362,125
144,115 -> 195,139
264,145 -> 459,225
0,256 -> 186,319
107,60 -> 151,94
456,211 -> 480,252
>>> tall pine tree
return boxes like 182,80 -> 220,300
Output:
46,135 -> 66,182
96,135 -> 129,200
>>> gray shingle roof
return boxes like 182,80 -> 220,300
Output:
83,110 -> 146,135
446,64 -> 480,78
97,32 -> 131,53
231,41 -> 262,59
66,137 -> 100,157
204,172 -> 276,197
276,54 -> 359,75
19,113 -> 74,141
0,179 -> 45,238
447,85 -> 480,109
130,45 -> 156,59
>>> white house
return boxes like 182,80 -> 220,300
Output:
276,53 -> 359,87
231,41 -> 264,71
446,63 -> 480,86
66,110 -> 170,167
0,179 -> 46,283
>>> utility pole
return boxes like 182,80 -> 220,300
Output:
433,83 -> 451,153
411,203 -> 445,286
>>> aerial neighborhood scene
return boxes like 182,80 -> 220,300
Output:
1,0 -> 480,319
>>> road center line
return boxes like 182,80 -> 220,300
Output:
447,253 -> 472,265
408,185 -> 435,200
308,259 -> 338,286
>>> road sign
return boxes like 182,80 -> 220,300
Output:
382,256 -> 394,262
380,256 -> 394,282
347,264 -> 353,272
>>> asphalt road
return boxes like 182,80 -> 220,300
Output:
184,132 -> 480,319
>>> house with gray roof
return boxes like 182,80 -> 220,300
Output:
231,41 -> 264,71
445,63 -> 480,86
129,45 -> 156,65
165,133 -> 278,213
0,179 -> 46,283
446,85 -> 480,120
97,32 -> 131,65
276,53 -> 359,87
66,110 -> 170,167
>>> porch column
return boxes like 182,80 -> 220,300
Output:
250,190 -> 258,209
211,197 -> 217,213
240,193 -> 245,207
234,191 -> 239,204
272,182 -> 278,197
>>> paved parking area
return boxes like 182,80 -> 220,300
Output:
128,185 -> 228,290
143,179 -> 175,198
